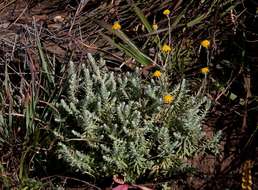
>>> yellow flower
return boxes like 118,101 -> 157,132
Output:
161,44 -> 172,53
152,24 -> 158,30
163,94 -> 174,104
201,67 -> 209,74
152,70 -> 161,78
200,39 -> 210,49
163,9 -> 170,16
112,21 -> 121,30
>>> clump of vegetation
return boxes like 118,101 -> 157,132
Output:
55,54 -> 220,183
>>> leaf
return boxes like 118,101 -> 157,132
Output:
99,32 -> 153,66
131,3 -> 153,33
97,20 -> 154,66
37,40 -> 54,84
186,14 -> 207,27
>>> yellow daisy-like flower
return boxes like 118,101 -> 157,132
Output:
163,9 -> 170,16
163,94 -> 174,104
201,67 -> 209,74
200,39 -> 210,49
152,24 -> 158,31
161,44 -> 172,53
152,70 -> 161,78
112,21 -> 121,30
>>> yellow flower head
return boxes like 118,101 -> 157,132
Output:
152,70 -> 161,78
161,44 -> 172,53
112,21 -> 121,30
200,39 -> 210,49
152,24 -> 158,31
163,9 -> 170,16
201,67 -> 209,74
163,94 -> 174,104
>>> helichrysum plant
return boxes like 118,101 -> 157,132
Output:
54,53 -> 220,183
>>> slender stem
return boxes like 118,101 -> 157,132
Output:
168,16 -> 171,46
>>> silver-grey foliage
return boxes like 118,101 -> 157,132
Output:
55,53 -> 220,182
